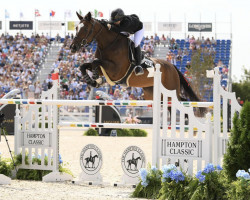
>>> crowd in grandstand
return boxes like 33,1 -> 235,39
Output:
0,33 -> 49,99
0,32 -> 231,101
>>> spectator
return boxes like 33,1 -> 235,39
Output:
154,33 -> 160,46
42,80 -> 48,91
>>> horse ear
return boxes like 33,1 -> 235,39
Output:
85,12 -> 92,21
76,11 -> 83,21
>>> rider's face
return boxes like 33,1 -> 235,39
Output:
114,21 -> 121,25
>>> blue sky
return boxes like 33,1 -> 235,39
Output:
1,0 -> 249,81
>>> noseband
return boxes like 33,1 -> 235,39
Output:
75,20 -> 103,48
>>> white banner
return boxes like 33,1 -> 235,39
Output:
143,22 -> 152,32
38,21 -> 62,30
158,22 -> 182,32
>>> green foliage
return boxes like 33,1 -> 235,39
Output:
59,162 -> 74,177
84,128 -> 148,137
16,168 -> 51,180
108,129 -> 147,137
227,178 -> 250,200
0,158 -> 12,177
159,171 -> 191,200
1,153 -> 73,181
38,122 -> 49,128
232,67 -> 250,102
188,168 -> 226,200
223,101 -> 250,181
116,129 -> 133,136
83,128 -> 99,136
130,129 -> 148,137
132,165 -> 162,199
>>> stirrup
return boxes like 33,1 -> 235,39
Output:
134,66 -> 144,76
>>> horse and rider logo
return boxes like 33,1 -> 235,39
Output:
80,144 -> 102,175
121,146 -> 146,178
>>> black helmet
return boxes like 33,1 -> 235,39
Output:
110,8 -> 124,23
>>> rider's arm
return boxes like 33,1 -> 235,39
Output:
109,18 -> 131,33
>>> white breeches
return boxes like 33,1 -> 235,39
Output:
129,27 -> 144,47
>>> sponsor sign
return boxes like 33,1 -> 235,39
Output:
80,144 -> 103,175
68,21 -> 78,31
158,22 -> 182,31
38,21 -> 62,30
161,139 -> 203,157
121,146 -> 146,178
188,23 -> 212,32
23,132 -> 51,147
9,21 -> 33,30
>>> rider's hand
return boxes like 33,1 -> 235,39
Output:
107,24 -> 111,30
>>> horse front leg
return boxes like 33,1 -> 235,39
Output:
79,63 -> 97,87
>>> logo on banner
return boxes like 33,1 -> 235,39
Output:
80,144 -> 102,175
9,21 -> 33,30
188,23 -> 212,32
121,146 -> 146,178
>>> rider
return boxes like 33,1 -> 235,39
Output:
107,8 -> 145,76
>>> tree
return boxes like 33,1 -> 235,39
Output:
232,67 -> 250,102
188,49 -> 214,100
223,101 -> 250,181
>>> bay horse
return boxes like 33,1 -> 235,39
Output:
70,12 -> 204,115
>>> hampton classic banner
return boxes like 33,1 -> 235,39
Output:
161,139 -> 202,157
22,132 -> 51,146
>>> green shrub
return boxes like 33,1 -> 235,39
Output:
116,129 -> 133,137
159,164 -> 191,200
223,101 -> 250,181
15,153 -> 73,181
227,170 -> 250,200
188,164 -> 227,200
0,158 -> 12,177
132,165 -> 162,199
130,129 -> 148,137
16,168 -> 51,180
83,128 -> 99,136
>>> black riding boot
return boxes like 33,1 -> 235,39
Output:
134,46 -> 144,76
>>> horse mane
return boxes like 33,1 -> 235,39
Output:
96,19 -> 109,29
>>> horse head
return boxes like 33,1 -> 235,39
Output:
70,11 -> 103,53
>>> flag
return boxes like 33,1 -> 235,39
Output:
64,10 -> 72,18
5,10 -> 10,19
20,12 -> 24,18
50,10 -> 55,17
35,9 -> 41,17
94,9 -> 103,18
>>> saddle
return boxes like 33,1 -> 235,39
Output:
114,39 -> 154,86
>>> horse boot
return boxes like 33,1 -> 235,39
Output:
134,46 -> 144,76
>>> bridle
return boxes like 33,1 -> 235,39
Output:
74,19 -> 103,48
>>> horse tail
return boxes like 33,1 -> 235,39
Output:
173,65 -> 207,117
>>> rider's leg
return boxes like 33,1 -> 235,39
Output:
133,28 -> 145,76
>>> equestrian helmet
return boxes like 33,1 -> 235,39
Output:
110,8 -> 124,22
